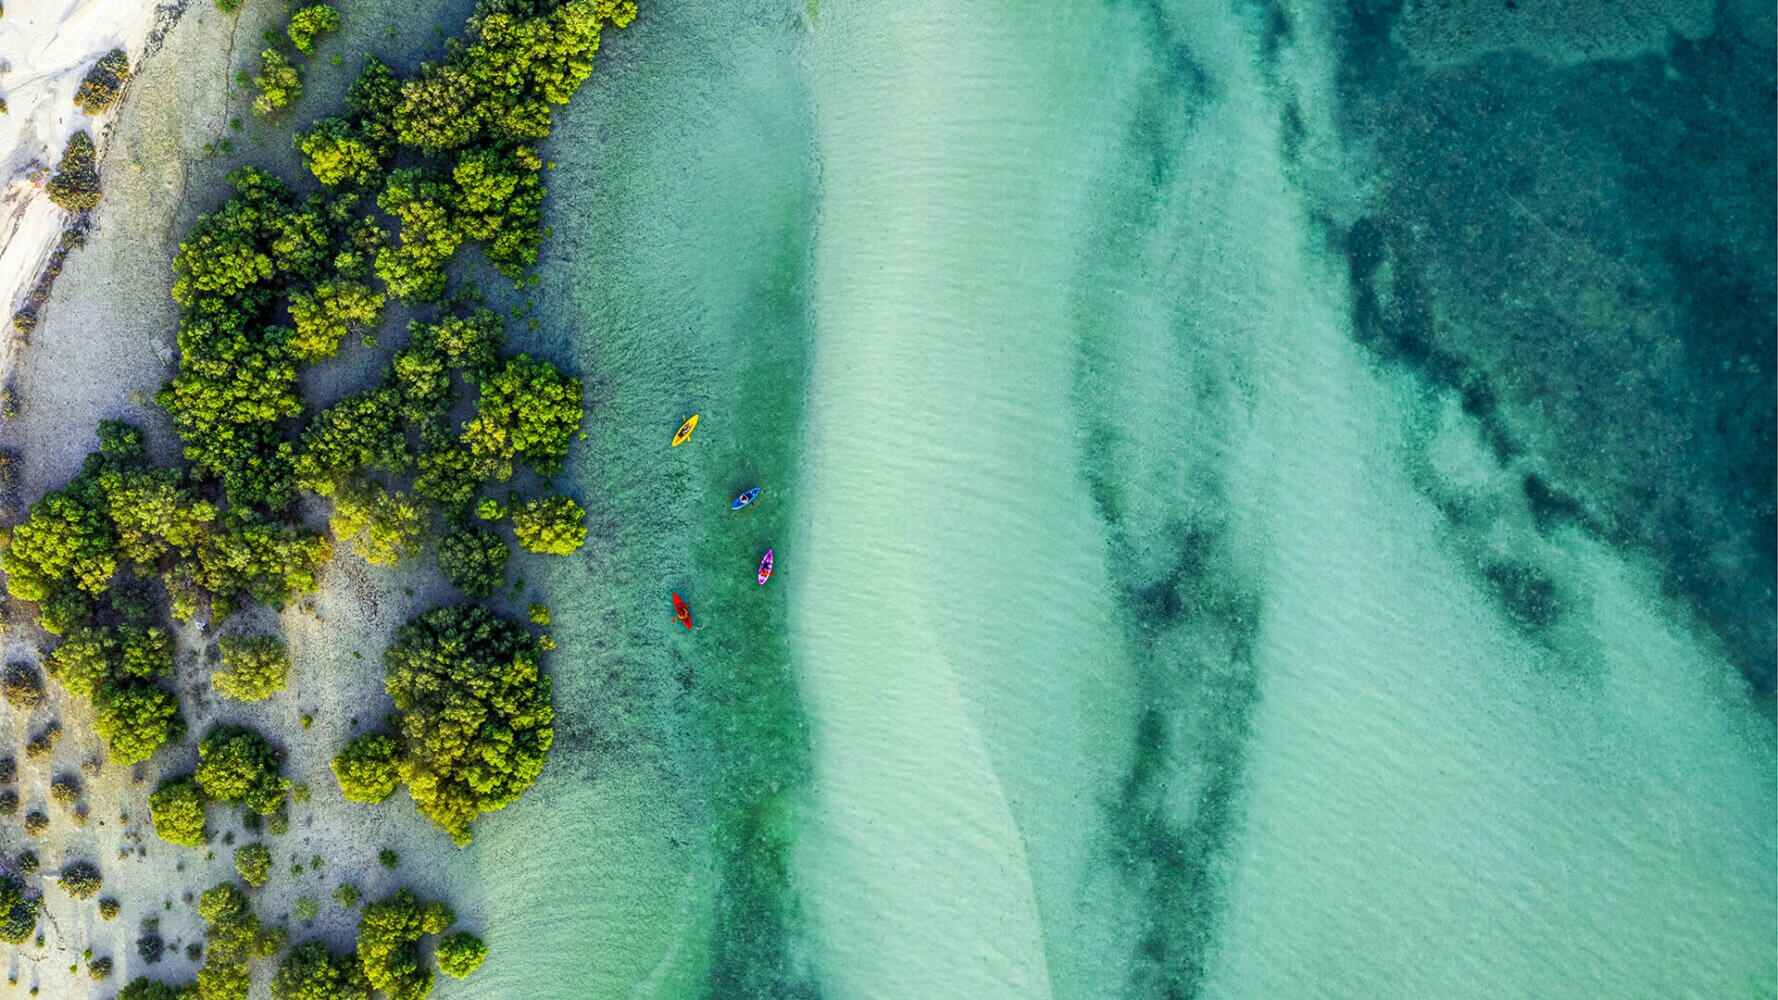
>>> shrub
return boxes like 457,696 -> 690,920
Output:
87,955 -> 112,979
436,526 -> 507,597
73,49 -> 129,115
383,606 -> 552,843
0,875 -> 36,944
22,811 -> 47,836
148,775 -> 207,846
292,897 -> 317,922
293,387 -> 406,494
0,756 -> 12,782
332,884 -> 359,909
377,849 -> 397,870
435,931 -> 485,978
94,681 -> 185,764
0,791 -> 18,815
24,721 -> 59,759
328,482 -> 424,567
212,635 -> 290,702
272,940 -> 365,1000
119,979 -> 186,1000
14,851 -> 36,875
356,890 -> 452,1000
196,726 -> 289,815
286,5 -> 339,54
46,132 -> 100,212
460,355 -> 581,480
234,844 -> 270,888
331,732 -> 399,803
135,934 -> 165,965
198,881 -> 283,965
49,773 -> 79,806
57,861 -> 102,898
527,603 -> 550,626
252,48 -> 302,116
2,663 -> 42,709
99,897 -> 120,920
511,494 -> 586,555
287,279 -> 383,360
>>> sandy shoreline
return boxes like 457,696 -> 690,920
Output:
0,0 -> 176,392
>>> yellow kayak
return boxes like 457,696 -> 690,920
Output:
672,414 -> 699,447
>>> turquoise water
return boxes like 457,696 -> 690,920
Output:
473,0 -> 1774,996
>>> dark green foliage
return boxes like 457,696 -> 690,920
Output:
212,635 -> 290,702
377,849 -> 398,869
119,979 -> 193,1000
46,131 -> 100,212
45,622 -> 184,763
21,810 -> 46,835
95,681 -> 185,764
0,790 -> 18,815
100,467 -> 217,568
330,732 -> 398,803
149,776 -> 206,846
57,860 -> 102,898
273,940 -> 369,1000
392,0 -> 636,153
99,897 -> 120,920
196,726 -> 289,816
286,5 -> 340,54
461,354 -> 581,480
412,435 -> 479,517
355,890 -> 452,1000
383,606 -> 552,843
89,955 -> 113,979
136,934 -> 166,964
437,526 -> 507,596
510,493 -> 586,555
0,875 -> 37,944
293,388 -> 406,495
435,931 -> 486,978
374,169 -> 458,302
73,49 -> 130,115
297,59 -> 400,189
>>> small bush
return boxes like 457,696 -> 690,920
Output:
291,897 -> 317,922
136,934 -> 164,964
511,494 -> 587,555
2,663 -> 43,709
330,732 -> 398,803
435,931 -> 486,978
58,861 -> 101,899
252,48 -> 301,116
234,844 -> 270,888
25,722 -> 60,759
211,635 -> 290,702
14,851 -> 36,875
49,773 -> 80,807
22,811 -> 47,836
148,776 -> 206,846
286,5 -> 339,54
527,604 -> 550,626
46,132 -> 100,212
0,756 -> 13,783
73,49 -> 129,115
332,883 -> 359,909
87,956 -> 112,980
0,791 -> 17,815
377,849 -> 397,869
99,897 -> 120,920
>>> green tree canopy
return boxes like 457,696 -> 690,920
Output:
436,526 -> 507,597
286,5 -> 340,54
0,875 -> 37,944
460,354 -> 581,480
330,732 -> 400,804
273,940 -> 370,1000
196,726 -> 290,816
328,482 -> 425,567
234,843 -> 271,888
383,606 -> 553,844
355,890 -> 453,1000
149,775 -> 207,846
212,635 -> 291,702
435,931 -> 486,979
510,494 -> 586,555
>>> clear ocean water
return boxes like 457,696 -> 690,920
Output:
414,0 -> 1774,996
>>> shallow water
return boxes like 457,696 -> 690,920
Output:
492,0 -> 1773,996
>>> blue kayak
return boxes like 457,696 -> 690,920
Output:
731,487 -> 761,510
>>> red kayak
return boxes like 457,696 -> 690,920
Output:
672,592 -> 693,629
757,549 -> 773,585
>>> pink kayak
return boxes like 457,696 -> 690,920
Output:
757,549 -> 773,585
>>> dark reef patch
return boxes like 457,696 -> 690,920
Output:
1331,0 -> 1776,694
